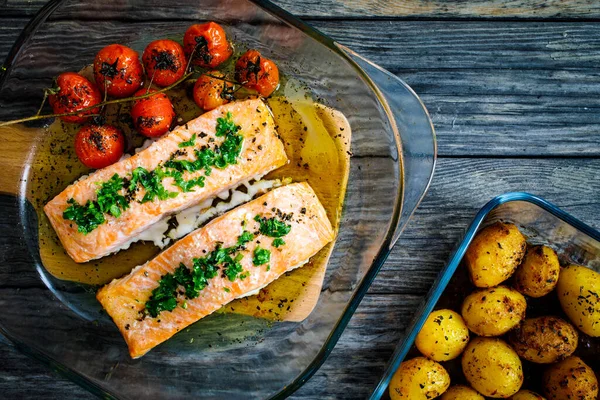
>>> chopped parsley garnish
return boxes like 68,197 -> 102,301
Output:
272,238 -> 285,248
237,230 -> 255,246
216,112 -> 241,137
63,199 -> 105,234
254,215 -> 292,238
144,232 -> 250,318
64,114 -> 243,234
130,167 -> 178,203
178,133 -> 197,148
63,174 -> 129,234
252,246 -> 271,266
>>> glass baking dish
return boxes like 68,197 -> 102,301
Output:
369,192 -> 600,399
0,0 -> 436,398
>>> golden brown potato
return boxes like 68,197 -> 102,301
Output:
462,337 -> 523,398
415,309 -> 470,361
513,245 -> 560,298
508,316 -> 578,363
441,385 -> 484,400
510,390 -> 546,400
543,356 -> 598,400
557,264 -> 600,337
461,286 -> 527,336
389,357 -> 450,400
465,222 -> 527,288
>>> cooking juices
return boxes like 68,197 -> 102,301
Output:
27,76 -> 350,321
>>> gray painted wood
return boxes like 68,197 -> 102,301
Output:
3,18 -> 600,156
3,0 -> 600,19
1,1 -> 600,399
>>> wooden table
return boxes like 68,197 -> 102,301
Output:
1,0 -> 599,398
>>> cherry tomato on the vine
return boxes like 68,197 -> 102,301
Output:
142,39 -> 187,87
183,22 -> 233,69
130,89 -> 175,137
193,71 -> 234,111
234,49 -> 279,97
93,44 -> 144,98
48,72 -> 102,124
74,124 -> 125,169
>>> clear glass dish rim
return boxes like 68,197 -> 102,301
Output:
369,191 -> 600,399
0,1 -> 434,398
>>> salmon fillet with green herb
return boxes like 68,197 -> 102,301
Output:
43,99 -> 287,263
96,182 -> 334,358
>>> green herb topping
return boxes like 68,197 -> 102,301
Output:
63,174 -> 129,234
272,238 -> 285,248
178,133 -> 197,148
64,113 -> 243,234
145,231 -> 250,318
254,215 -> 292,238
144,214 -> 292,318
252,246 -> 271,266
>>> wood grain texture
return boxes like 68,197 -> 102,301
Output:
2,1 -> 600,399
3,19 -> 600,156
3,0 -> 600,19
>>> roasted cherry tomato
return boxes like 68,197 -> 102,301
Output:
130,89 -> 175,137
183,22 -> 233,68
74,124 -> 125,169
192,71 -> 234,111
142,39 -> 187,87
234,49 -> 279,97
48,72 -> 102,123
93,44 -> 144,98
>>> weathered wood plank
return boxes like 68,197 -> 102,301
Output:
1,157 -> 599,398
3,18 -> 600,156
3,0 -> 600,19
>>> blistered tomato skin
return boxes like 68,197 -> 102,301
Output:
48,72 -> 102,123
183,22 -> 233,68
130,89 -> 175,137
142,39 -> 187,87
193,71 -> 234,111
74,125 -> 125,169
93,44 -> 144,98
234,49 -> 280,97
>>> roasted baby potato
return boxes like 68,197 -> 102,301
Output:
543,356 -> 598,400
513,245 -> 560,298
508,316 -> 578,363
389,357 -> 450,400
465,222 -> 527,288
441,385 -> 484,400
415,309 -> 470,361
510,390 -> 546,400
461,286 -> 527,336
557,264 -> 600,337
462,337 -> 523,398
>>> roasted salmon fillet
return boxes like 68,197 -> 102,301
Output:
44,99 -> 287,263
97,182 -> 334,358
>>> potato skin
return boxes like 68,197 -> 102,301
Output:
510,390 -> 546,400
389,357 -> 450,400
508,316 -> 578,364
462,337 -> 523,398
441,385 -> 484,400
557,264 -> 600,337
543,356 -> 598,400
465,222 -> 527,288
461,286 -> 527,337
514,245 -> 560,298
415,309 -> 470,361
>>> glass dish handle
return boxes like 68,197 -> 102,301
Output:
335,44 -> 437,247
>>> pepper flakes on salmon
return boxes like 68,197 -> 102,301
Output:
97,182 -> 334,358
44,99 -> 287,263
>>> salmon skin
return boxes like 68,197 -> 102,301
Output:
97,182 -> 334,358
44,99 -> 287,263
